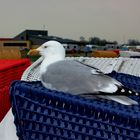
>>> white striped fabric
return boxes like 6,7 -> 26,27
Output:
21,57 -> 140,81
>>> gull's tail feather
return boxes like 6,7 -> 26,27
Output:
107,85 -> 139,105
104,96 -> 138,105
79,86 -> 139,105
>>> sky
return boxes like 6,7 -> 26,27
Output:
0,0 -> 140,43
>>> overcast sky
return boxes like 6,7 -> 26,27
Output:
0,0 -> 140,43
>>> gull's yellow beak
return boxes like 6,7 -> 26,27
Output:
27,49 -> 40,56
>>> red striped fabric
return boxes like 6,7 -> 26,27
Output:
0,59 -> 31,122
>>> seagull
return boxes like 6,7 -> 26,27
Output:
28,40 -> 138,105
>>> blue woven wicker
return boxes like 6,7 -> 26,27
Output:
108,71 -> 140,93
10,80 -> 140,140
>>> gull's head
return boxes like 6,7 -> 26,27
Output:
28,40 -> 65,59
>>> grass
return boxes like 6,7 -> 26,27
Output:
20,50 -> 40,62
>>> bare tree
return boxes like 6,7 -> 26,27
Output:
80,36 -> 86,42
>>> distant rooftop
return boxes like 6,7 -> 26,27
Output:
0,38 -> 13,41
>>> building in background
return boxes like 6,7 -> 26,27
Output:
13,29 -> 85,51
0,40 -> 30,50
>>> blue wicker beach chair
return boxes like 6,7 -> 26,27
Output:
10,57 -> 140,140
10,80 -> 140,140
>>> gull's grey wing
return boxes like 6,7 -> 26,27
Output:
41,60 -> 119,94
40,60 -> 138,105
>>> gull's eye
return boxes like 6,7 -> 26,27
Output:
44,46 -> 47,48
